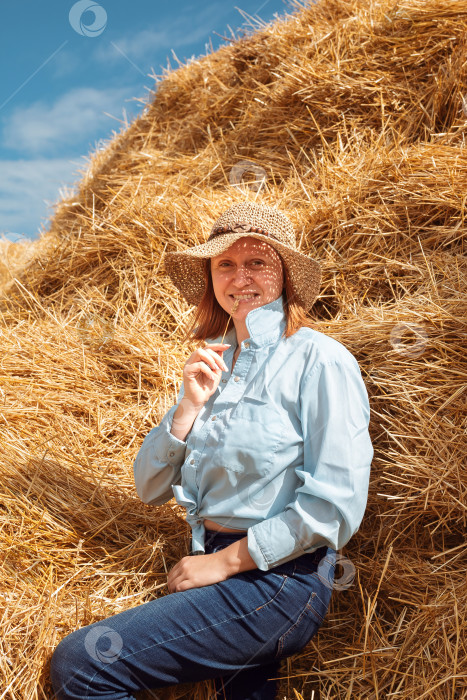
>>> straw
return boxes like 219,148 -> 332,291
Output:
0,0 -> 466,697
221,298 -> 239,343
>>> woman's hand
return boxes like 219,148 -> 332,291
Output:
182,343 -> 230,406
170,343 -> 230,441
166,538 -> 257,593
167,553 -> 231,593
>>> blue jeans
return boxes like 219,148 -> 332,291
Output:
50,530 -> 336,700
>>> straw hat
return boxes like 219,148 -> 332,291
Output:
164,202 -> 321,311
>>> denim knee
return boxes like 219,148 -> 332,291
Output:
50,634 -> 73,698
50,630 -> 88,699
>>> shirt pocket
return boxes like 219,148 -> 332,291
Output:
217,395 -> 284,475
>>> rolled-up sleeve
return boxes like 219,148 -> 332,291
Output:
247,357 -> 373,570
133,385 -> 187,506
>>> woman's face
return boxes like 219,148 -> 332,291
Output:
210,237 -> 284,320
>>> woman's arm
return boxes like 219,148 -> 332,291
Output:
134,342 -> 229,505
164,341 -> 231,448
247,356 -> 374,571
167,536 -> 257,593
133,387 -> 188,506
170,397 -> 205,441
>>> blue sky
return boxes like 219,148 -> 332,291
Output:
0,0 -> 291,242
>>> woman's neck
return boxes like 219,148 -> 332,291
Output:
231,344 -> 240,371
232,319 -> 248,346
230,320 -> 247,372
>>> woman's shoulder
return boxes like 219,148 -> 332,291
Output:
286,325 -> 359,367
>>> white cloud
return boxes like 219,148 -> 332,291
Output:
0,158 -> 81,239
94,3 -> 228,65
1,86 -> 138,155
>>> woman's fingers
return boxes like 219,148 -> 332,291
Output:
195,347 -> 228,373
186,360 -> 218,381
182,343 -> 229,403
167,554 -> 228,593
200,346 -> 228,372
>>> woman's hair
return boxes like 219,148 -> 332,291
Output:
184,256 -> 315,342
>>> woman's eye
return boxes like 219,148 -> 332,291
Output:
216,260 -> 264,269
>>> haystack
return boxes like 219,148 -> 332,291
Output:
0,0 -> 465,697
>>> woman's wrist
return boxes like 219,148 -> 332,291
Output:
170,398 -> 205,440
177,396 -> 205,413
215,537 -> 257,577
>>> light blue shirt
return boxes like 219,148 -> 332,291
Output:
133,295 -> 373,571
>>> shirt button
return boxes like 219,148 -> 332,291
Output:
211,415 -> 217,421
168,451 -> 175,457
190,459 -> 195,465
221,378 -> 227,383
234,376 -> 240,382
244,342 -> 250,348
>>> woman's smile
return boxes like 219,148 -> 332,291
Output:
229,292 -> 260,303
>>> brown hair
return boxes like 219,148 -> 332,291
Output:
184,257 -> 314,342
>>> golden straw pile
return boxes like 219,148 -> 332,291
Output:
1,0 -> 466,697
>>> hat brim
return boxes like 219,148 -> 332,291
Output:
164,232 -> 321,312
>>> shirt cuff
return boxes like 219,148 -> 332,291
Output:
247,514 -> 304,571
155,405 -> 187,467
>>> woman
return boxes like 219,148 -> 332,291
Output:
50,202 -> 373,700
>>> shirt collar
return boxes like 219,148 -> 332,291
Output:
224,294 -> 287,348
